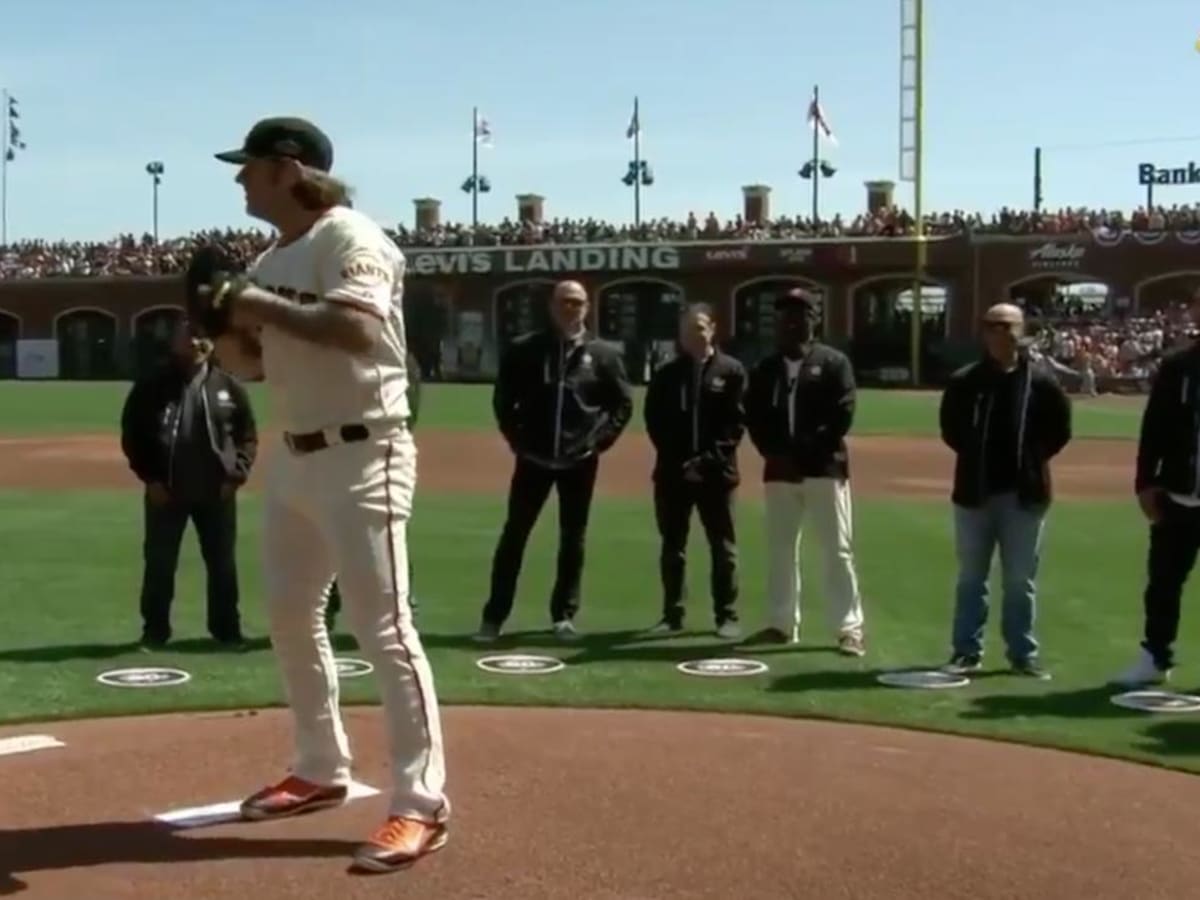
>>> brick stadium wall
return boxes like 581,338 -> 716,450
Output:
0,233 -> 1191,383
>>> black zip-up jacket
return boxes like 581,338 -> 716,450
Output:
744,343 -> 856,482
1135,342 -> 1200,497
644,349 -> 746,486
120,362 -> 258,491
493,328 -> 634,467
939,352 -> 1072,508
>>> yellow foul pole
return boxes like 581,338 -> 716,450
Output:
908,0 -> 925,386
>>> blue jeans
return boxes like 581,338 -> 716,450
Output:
951,493 -> 1046,663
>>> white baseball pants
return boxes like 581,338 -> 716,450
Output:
763,478 -> 865,641
260,427 -> 448,823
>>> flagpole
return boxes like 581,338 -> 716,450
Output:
1,88 -> 8,246
471,105 -> 479,235
810,84 -> 820,223
632,96 -> 642,229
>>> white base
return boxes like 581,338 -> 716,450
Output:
0,734 -> 65,757
1110,690 -> 1200,713
876,670 -> 971,689
153,779 -> 380,829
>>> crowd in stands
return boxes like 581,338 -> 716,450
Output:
3,203 -> 1200,280
0,230 -> 265,280
1028,302 -> 1195,391
390,203 -> 1200,247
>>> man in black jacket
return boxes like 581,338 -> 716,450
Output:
938,302 -> 1071,680
476,279 -> 634,641
1113,317 -> 1200,687
120,318 -> 258,648
743,287 -> 866,654
644,302 -> 746,639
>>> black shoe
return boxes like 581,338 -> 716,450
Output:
214,634 -> 249,652
139,633 -> 168,652
473,620 -> 501,643
942,653 -> 982,675
1011,658 -> 1051,681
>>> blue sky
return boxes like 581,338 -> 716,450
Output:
2,0 -> 1199,242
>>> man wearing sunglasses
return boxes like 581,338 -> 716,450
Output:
938,302 -> 1072,679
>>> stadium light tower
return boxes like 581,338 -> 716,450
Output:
145,161 -> 164,243
898,0 -> 925,385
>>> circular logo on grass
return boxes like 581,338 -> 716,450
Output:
876,670 -> 970,690
1110,691 -> 1200,713
475,654 -> 565,675
96,667 -> 191,688
676,658 -> 768,678
335,658 -> 374,679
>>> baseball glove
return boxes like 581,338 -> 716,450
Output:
184,245 -> 249,338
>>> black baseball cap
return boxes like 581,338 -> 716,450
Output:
774,286 -> 821,311
214,117 -> 334,172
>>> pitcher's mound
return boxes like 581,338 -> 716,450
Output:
2,706 -> 1197,899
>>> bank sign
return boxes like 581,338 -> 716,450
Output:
1138,161 -> 1200,186
405,244 -> 682,276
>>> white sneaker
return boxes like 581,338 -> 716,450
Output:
553,620 -> 580,640
716,621 -> 742,641
645,620 -> 681,636
1111,648 -> 1169,688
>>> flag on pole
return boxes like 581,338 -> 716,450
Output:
806,96 -> 836,145
5,95 -> 25,161
473,111 -> 493,147
625,98 -> 640,139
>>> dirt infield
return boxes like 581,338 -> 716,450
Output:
1,705 -> 1196,899
0,430 -> 1132,500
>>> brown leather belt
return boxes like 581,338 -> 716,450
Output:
283,423 -> 371,455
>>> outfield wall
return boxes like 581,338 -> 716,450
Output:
0,232 -> 1195,384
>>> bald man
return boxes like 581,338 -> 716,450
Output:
477,279 -> 634,641
938,302 -> 1072,679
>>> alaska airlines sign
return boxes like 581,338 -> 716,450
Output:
404,244 -> 682,276
1138,161 -> 1200,186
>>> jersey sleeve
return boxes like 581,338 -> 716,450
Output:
316,218 -> 399,320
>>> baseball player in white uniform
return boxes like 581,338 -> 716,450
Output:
201,116 -> 449,874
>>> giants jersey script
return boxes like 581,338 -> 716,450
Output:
247,206 -> 411,434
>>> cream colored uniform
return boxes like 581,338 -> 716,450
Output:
248,206 -> 448,824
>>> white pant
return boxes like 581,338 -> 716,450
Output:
763,478 -> 865,640
260,427 -> 448,823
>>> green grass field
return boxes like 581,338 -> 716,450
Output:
0,380 -> 1148,439
2,383 -> 1194,775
